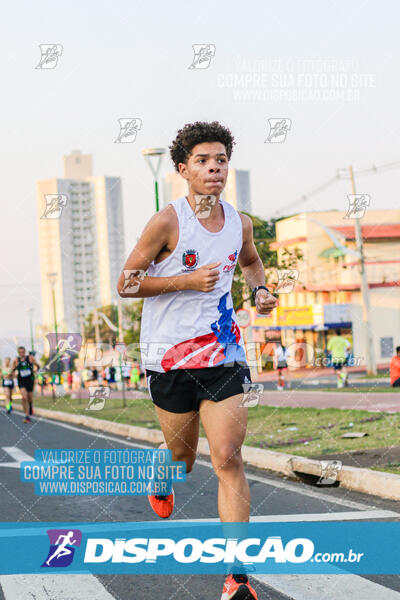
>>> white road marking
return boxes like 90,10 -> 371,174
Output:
0,574 -> 115,599
170,509 -> 399,522
253,574 -> 400,599
28,413 -> 393,512
0,447 -> 34,469
2,417 -> 399,600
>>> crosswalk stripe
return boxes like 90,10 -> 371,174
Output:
170,509 -> 399,522
0,447 -> 34,469
0,574 -> 115,599
253,574 -> 400,599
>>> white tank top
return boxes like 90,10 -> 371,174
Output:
140,196 -> 248,372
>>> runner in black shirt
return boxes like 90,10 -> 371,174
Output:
11,347 -> 39,423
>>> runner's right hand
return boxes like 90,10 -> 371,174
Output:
186,261 -> 221,292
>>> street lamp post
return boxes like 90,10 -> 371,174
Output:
142,148 -> 166,212
114,298 -> 126,408
47,272 -> 58,400
28,308 -> 35,353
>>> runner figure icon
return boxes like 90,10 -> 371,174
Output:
45,334 -> 81,372
45,531 -> 77,566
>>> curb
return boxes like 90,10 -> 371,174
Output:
10,403 -> 400,502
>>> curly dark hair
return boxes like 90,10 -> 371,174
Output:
169,121 -> 235,171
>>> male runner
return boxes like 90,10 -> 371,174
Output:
118,121 -> 277,599
327,329 -> 351,388
2,357 -> 14,413
11,347 -> 39,422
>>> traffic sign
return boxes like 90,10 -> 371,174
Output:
236,308 -> 251,328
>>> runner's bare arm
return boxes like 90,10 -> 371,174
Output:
238,213 -> 266,287
238,213 -> 277,314
117,207 -> 221,298
10,359 -> 17,375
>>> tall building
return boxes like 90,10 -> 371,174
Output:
162,169 -> 252,212
223,169 -> 252,212
163,172 -> 188,208
37,150 -> 125,333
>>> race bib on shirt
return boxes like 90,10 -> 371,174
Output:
20,368 -> 32,377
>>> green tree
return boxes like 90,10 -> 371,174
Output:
122,299 -> 144,345
231,213 -> 302,310
84,304 -> 119,344
84,301 -> 144,346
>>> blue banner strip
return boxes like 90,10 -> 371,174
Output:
0,521 -> 398,574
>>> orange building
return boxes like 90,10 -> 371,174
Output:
257,209 -> 400,368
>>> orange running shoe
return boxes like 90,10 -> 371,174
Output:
148,489 -> 174,519
221,573 -> 258,600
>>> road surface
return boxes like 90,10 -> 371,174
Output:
1,408 -> 399,599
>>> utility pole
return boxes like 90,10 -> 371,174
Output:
115,299 -> 126,407
117,299 -> 123,343
348,166 -> 377,375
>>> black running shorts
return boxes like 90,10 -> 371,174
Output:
332,361 -> 345,371
18,377 -> 34,392
146,361 -> 252,414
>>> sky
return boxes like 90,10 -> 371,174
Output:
1,0 -> 399,343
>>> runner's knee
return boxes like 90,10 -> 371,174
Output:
211,444 -> 242,472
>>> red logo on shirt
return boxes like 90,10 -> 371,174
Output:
182,249 -> 199,270
223,250 -> 238,272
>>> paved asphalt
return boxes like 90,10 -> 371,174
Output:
0,408 -> 399,599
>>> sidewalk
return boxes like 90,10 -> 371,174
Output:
6,401 -> 399,501
253,363 -> 390,382
258,390 -> 400,412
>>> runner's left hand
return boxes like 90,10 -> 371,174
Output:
255,289 -> 278,315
